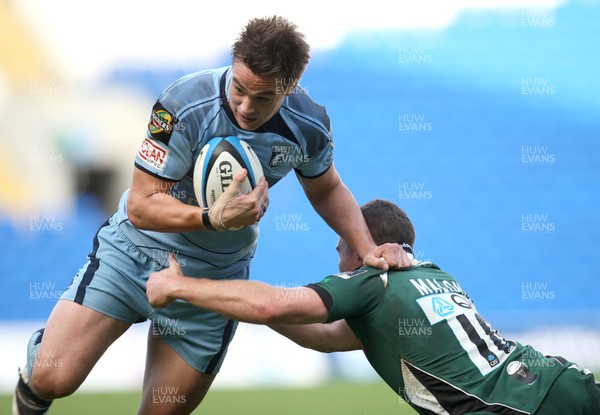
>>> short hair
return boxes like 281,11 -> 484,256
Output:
361,199 -> 416,248
231,16 -> 310,81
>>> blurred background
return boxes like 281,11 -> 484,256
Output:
1,0 -> 599,404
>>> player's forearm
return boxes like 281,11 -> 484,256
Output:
170,278 -> 317,325
169,278 -> 328,324
169,278 -> 265,322
269,323 -> 338,352
309,182 -> 375,259
269,321 -> 361,353
128,193 -> 206,232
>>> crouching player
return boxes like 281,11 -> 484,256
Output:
147,199 -> 600,414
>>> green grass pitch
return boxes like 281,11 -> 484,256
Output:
1,380 -> 417,414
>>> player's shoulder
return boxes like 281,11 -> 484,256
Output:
158,67 -> 227,116
324,267 -> 389,287
163,67 -> 225,94
390,261 -> 449,280
329,266 -> 385,279
281,87 -> 331,137
407,261 -> 442,271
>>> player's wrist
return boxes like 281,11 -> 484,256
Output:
202,208 -> 218,231
167,277 -> 185,303
203,207 -> 228,232
357,242 -> 378,261
208,200 -> 237,231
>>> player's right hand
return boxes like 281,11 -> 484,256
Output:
209,169 -> 269,231
363,243 -> 413,271
147,253 -> 183,308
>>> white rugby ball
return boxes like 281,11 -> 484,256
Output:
193,136 -> 264,209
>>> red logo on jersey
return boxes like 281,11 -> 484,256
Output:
138,137 -> 168,171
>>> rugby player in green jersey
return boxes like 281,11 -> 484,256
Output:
147,199 -> 600,414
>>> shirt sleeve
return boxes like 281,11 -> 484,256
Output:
294,133 -> 334,179
134,100 -> 193,181
307,267 -> 386,322
290,95 -> 334,179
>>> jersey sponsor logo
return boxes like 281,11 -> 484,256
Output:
451,294 -> 474,309
432,296 -> 455,317
138,137 -> 169,171
148,102 -> 178,144
417,293 -> 465,325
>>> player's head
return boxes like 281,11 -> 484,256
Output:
232,16 -> 310,81
337,199 -> 416,272
362,199 -> 416,248
229,16 -> 310,131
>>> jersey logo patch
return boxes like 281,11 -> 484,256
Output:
148,102 -> 178,144
432,296 -> 454,317
506,361 -> 538,385
138,137 -> 169,171
332,268 -> 369,279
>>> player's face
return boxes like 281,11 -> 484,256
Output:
229,60 -> 289,131
336,238 -> 362,272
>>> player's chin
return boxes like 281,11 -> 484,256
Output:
241,122 -> 260,131
236,115 -> 260,130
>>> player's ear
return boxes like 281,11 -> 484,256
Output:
351,251 -> 362,268
347,247 -> 363,270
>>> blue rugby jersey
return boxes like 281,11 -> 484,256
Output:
115,66 -> 334,278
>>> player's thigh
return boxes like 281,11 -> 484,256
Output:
31,218 -> 152,397
137,329 -> 216,415
31,299 -> 131,398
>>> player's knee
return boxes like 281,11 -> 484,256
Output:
30,367 -> 79,400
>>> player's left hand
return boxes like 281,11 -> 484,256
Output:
147,253 -> 183,308
363,243 -> 412,271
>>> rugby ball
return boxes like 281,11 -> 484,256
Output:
193,136 -> 264,209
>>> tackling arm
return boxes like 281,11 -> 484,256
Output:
146,255 -> 328,325
269,321 -> 361,353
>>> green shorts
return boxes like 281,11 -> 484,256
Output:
536,362 -> 600,414
61,214 -> 250,374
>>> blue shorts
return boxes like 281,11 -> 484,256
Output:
61,214 -> 249,374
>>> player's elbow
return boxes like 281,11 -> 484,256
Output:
127,195 -> 150,229
256,300 -> 287,325
309,342 -> 339,353
298,333 -> 341,353
284,336 -> 338,353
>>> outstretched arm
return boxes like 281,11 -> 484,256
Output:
146,255 -> 328,325
269,320 -> 361,353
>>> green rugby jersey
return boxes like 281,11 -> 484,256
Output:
308,264 -> 568,414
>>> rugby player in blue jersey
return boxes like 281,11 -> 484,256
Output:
13,16 -> 409,415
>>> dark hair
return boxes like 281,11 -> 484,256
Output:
231,16 -> 310,81
361,199 -> 416,248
